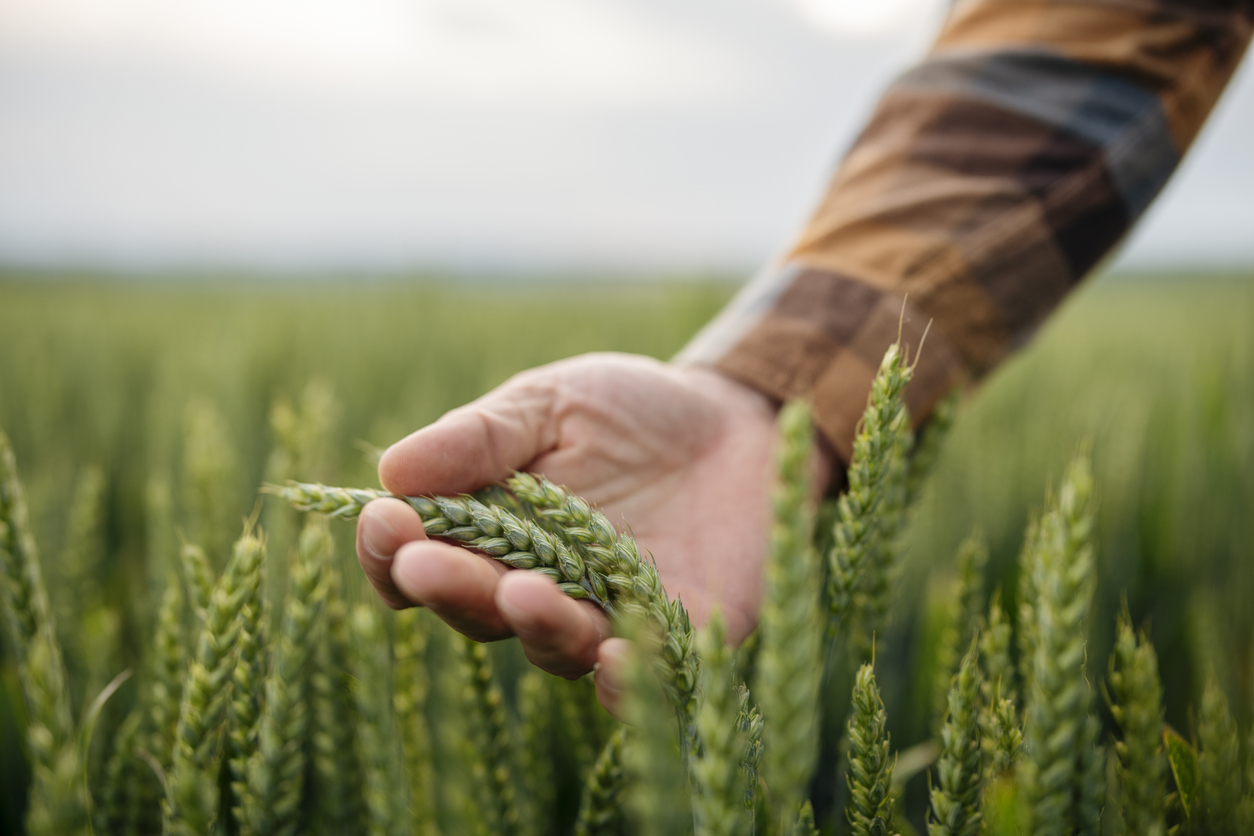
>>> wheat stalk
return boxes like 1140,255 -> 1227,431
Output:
99,572 -> 186,836
181,400 -> 242,565
516,669 -> 556,836
756,399 -> 823,834
1107,609 -> 1167,836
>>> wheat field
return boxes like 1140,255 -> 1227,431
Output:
0,271 -> 1252,834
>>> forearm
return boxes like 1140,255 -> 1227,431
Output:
678,0 -> 1253,464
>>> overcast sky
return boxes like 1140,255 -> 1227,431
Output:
1,0 -> 1251,276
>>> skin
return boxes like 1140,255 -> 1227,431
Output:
355,351 -> 831,714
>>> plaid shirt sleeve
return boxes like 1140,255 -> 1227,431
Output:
676,0 -> 1253,465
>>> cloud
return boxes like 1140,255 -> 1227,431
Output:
0,0 -> 1248,272
0,0 -> 743,104
790,0 -> 944,38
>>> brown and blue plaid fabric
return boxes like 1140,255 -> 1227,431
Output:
677,0 -> 1252,465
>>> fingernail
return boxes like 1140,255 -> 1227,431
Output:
362,513 -> 397,562
596,642 -> 630,696
593,662 -> 619,696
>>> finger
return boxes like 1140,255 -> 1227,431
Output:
356,498 -> 429,609
594,638 -> 634,720
391,538 -> 512,641
496,572 -> 608,679
378,375 -> 557,496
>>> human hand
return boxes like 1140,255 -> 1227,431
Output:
355,352 -> 831,712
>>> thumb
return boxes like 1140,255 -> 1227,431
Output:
378,372 -> 559,497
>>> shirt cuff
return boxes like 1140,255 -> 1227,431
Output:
675,263 -> 967,465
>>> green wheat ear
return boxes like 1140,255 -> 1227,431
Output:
308,560 -> 364,832
98,569 -> 188,836
239,517 -> 330,836
179,539 -> 215,622
1019,455 -> 1104,836
56,463 -> 117,706
756,399 -> 823,835
791,800 -> 820,836
927,644 -> 984,836
621,620 -> 691,836
828,342 -> 913,658
98,708 -> 149,835
165,530 -> 266,836
979,588 -> 1021,785
692,611 -> 751,836
149,573 -> 188,772
0,431 -> 89,836
457,637 -> 521,836
228,573 -> 269,824
1242,705 -> 1254,833
574,727 -> 627,836
181,399 -> 243,565
268,476 -> 702,740
350,604 -> 409,836
979,589 -> 1016,719
846,663 -> 898,836
905,387 -> 959,507
1198,672 -> 1241,835
933,532 -> 988,729
1107,608 -> 1167,836
393,606 -> 438,835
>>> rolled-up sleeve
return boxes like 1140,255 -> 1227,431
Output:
677,0 -> 1252,464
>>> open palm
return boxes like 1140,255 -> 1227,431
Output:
355,352 -> 825,710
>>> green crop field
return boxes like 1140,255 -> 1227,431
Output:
0,270 -> 1251,835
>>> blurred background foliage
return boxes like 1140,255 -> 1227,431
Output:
0,270 -> 1251,831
